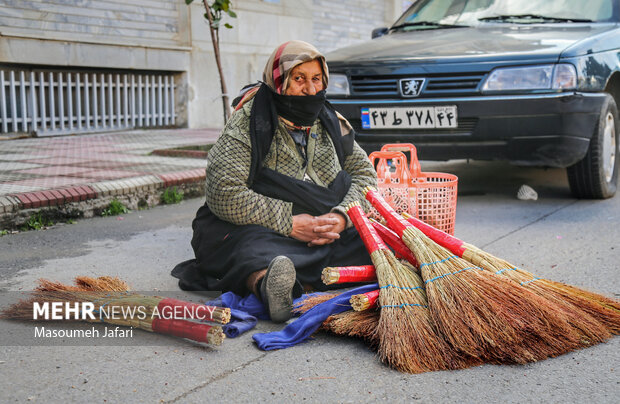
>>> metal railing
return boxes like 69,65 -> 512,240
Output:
0,68 -> 176,136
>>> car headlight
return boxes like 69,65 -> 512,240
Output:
326,73 -> 350,96
481,64 -> 577,92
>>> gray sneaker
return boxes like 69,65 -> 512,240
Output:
260,256 -> 296,323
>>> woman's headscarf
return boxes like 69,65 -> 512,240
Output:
235,40 -> 329,111
263,40 -> 329,95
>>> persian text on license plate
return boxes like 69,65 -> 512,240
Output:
361,106 -> 458,129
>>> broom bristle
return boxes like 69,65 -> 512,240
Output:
324,309 -> 380,344
35,279 -> 81,291
74,276 -> 131,292
0,296 -> 40,320
463,242 -> 620,316
543,280 -> 620,333
293,292 -> 341,314
404,226 -> 585,364
372,249 -> 471,373
461,245 -> 615,342
35,276 -> 131,292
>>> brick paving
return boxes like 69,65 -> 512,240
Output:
0,128 -> 220,224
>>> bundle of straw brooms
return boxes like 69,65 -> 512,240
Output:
301,188 -> 620,373
1,276 -> 230,345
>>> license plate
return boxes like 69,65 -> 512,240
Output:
361,106 -> 458,129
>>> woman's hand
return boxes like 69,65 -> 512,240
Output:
291,213 -> 346,246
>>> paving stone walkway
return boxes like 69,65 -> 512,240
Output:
0,128 -> 219,220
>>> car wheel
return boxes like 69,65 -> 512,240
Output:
567,94 -> 619,199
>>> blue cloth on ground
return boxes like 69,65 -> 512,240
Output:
205,292 -> 265,338
252,283 -> 379,350
205,283 -> 379,345
205,291 -> 320,337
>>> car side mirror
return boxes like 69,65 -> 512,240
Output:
371,27 -> 388,39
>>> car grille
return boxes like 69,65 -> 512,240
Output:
350,73 -> 486,97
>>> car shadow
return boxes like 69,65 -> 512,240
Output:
419,159 -> 573,200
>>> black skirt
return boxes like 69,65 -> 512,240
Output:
171,168 -> 372,295
171,203 -> 373,295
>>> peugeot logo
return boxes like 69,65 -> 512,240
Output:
399,78 -> 425,97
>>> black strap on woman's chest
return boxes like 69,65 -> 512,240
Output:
251,168 -> 352,216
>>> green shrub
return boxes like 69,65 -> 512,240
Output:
162,186 -> 184,204
21,211 -> 54,231
101,199 -> 129,216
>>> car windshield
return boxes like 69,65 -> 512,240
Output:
392,0 -> 617,30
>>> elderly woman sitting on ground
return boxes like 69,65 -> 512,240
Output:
172,40 -> 377,322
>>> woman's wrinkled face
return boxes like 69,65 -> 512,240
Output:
285,59 -> 325,96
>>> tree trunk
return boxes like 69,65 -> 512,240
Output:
203,1 -> 231,123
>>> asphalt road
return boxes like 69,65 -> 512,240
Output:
1,160 -> 619,403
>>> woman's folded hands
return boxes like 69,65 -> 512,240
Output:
291,213 -> 346,246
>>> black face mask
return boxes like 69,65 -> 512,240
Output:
271,90 -> 327,127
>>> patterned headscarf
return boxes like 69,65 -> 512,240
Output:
263,40 -> 329,95
239,42 -> 349,185
235,41 -> 329,111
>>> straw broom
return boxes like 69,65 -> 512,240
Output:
350,289 -> 379,311
2,277 -> 228,345
401,213 -> 617,340
347,201 -> 470,373
3,290 -> 227,345
34,276 -> 231,324
365,187 -> 586,363
322,265 -> 377,285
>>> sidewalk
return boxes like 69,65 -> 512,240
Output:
0,128 -> 220,228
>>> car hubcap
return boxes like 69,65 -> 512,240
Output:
602,111 -> 616,183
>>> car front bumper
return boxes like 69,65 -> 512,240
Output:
329,92 -> 606,168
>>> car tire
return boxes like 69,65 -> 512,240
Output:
567,94 -> 619,199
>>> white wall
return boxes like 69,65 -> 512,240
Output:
0,0 -> 188,48
187,0 -> 315,129
0,0 -> 190,71
0,0 -> 409,131
187,0 -> 404,128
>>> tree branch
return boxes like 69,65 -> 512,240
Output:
202,0 -> 231,123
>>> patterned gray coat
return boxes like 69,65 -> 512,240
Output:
205,99 -> 377,236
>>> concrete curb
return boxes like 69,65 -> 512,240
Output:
0,195 -> 22,214
90,175 -> 164,197
1,169 -> 206,229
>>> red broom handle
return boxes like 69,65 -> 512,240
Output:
403,214 -> 467,256
346,203 -> 388,254
364,188 -> 412,236
370,219 -> 418,266
364,289 -> 380,308
151,318 -> 216,344
334,265 -> 377,283
156,298 -> 221,322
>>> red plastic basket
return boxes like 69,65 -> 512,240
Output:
369,144 -> 458,235
368,151 -> 412,217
